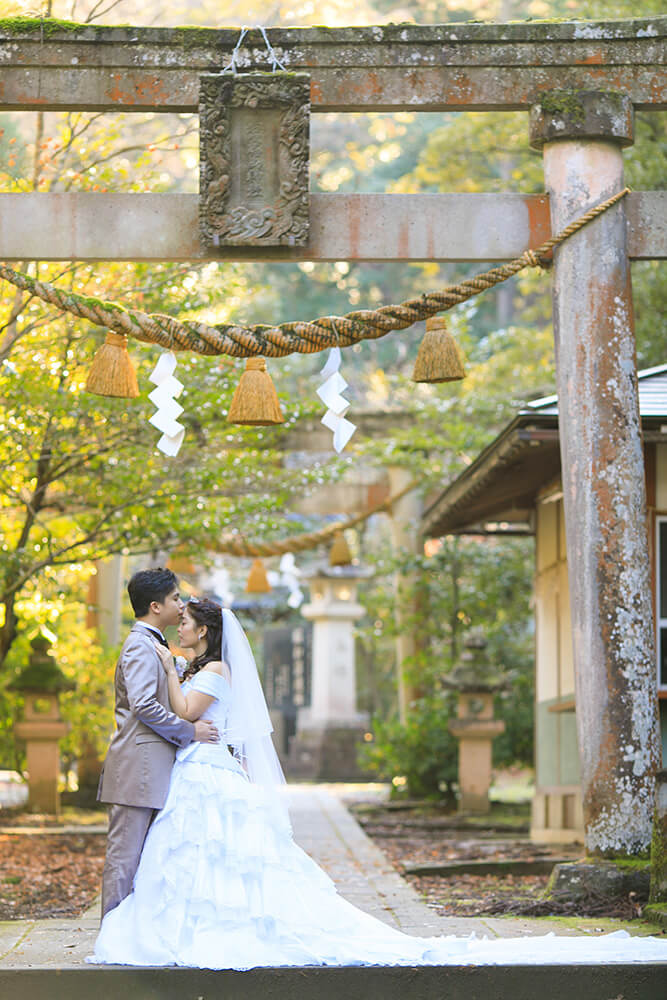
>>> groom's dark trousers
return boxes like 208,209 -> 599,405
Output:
98,622 -> 195,918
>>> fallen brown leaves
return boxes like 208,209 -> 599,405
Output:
353,803 -> 644,920
412,871 -> 549,917
0,832 -> 105,919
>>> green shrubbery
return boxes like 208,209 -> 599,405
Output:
360,692 -> 459,801
356,536 -> 536,801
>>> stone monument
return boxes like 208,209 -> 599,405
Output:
287,564 -> 371,780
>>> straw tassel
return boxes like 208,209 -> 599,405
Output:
85,331 -> 139,398
245,558 -> 272,593
329,531 -> 352,567
228,357 -> 284,426
411,316 -> 465,384
167,548 -> 195,576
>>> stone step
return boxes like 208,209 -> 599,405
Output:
0,963 -> 665,1000
403,857 -> 574,877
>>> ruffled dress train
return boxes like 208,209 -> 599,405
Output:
92,672 -> 667,969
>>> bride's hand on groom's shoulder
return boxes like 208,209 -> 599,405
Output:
153,640 -> 176,674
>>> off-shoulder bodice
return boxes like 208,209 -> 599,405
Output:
175,669 -> 245,774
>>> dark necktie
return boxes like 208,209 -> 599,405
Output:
149,630 -> 169,647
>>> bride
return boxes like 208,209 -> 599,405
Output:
92,597 -> 667,969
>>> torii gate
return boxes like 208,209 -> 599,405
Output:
1,17 -> 666,857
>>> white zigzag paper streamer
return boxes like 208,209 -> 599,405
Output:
317,347 -> 356,453
148,352 -> 185,457
279,553 -> 304,609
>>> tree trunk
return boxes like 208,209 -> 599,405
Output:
0,593 -> 18,669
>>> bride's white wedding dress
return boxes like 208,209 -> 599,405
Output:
92,671 -> 667,969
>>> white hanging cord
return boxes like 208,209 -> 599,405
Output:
222,25 -> 249,74
279,553 -> 304,609
256,25 -> 287,71
222,24 -> 287,74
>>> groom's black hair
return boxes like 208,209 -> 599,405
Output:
128,567 -> 179,617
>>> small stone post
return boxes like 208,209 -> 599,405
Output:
650,770 -> 667,904
530,91 -> 661,856
11,635 -> 74,815
444,631 -> 506,814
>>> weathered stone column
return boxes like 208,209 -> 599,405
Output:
530,91 -> 661,856
387,468 -> 422,722
287,565 -> 371,780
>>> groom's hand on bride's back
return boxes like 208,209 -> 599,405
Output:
194,720 -> 220,743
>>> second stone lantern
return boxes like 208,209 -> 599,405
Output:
11,634 -> 75,815
287,564 -> 372,780
444,630 -> 507,814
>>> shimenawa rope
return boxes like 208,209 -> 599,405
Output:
0,188 -> 629,360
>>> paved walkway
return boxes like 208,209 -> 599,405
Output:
0,784 -> 657,968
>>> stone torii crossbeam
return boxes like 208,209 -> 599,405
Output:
0,16 -> 665,857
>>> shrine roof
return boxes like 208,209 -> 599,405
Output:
523,364 -> 667,417
422,365 -> 667,538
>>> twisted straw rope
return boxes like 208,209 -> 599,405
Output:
214,479 -> 417,558
0,188 -> 629,359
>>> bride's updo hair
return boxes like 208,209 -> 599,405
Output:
183,597 -> 223,681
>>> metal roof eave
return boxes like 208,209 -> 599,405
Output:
422,411 -> 559,537
423,415 -> 667,539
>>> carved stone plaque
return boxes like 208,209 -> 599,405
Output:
199,73 -> 310,249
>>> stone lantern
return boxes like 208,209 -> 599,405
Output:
443,630 -> 506,814
287,564 -> 372,779
10,635 -> 74,815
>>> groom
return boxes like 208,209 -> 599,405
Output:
97,567 -> 219,917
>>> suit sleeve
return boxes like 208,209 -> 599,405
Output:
122,637 -> 195,747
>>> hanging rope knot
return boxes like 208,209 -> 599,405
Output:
245,356 -> 267,371
106,332 -> 128,348
520,249 -> 542,269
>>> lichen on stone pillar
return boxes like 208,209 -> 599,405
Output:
529,89 -> 661,858
529,90 -> 633,151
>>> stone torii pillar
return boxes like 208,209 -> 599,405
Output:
530,91 -> 661,857
387,468 -> 423,722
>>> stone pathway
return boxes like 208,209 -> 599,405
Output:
0,784 -> 659,968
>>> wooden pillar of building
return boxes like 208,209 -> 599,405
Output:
530,91 -> 661,856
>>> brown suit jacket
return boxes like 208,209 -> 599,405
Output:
97,622 -> 195,809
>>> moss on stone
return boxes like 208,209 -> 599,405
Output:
539,91 -> 587,124
544,868 -> 558,895
644,902 -> 667,930
0,16 -> 83,37
9,637 -> 74,693
10,659 -> 73,692
650,805 -> 667,903
174,25 -> 223,50
586,857 -> 651,870
0,16 -> 660,46
540,914 -> 658,935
